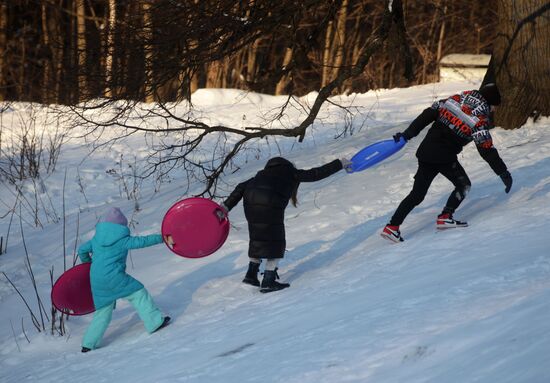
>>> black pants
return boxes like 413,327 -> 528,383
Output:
389,161 -> 471,226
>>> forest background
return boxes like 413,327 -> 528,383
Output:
0,0 -> 499,105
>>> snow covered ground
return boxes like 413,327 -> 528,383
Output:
1,81 -> 549,383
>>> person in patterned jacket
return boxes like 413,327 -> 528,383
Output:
381,83 -> 513,243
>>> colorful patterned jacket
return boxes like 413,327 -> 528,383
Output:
403,90 -> 507,174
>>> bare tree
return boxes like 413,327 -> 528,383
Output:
69,0 -> 411,196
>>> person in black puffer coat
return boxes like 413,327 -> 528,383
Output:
381,83 -> 513,243
221,156 -> 351,293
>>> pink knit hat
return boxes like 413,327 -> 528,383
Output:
100,207 -> 128,226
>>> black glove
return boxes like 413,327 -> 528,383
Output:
393,132 -> 408,143
499,170 -> 512,193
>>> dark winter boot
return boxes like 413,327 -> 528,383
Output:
260,268 -> 290,293
81,347 -> 91,353
242,261 -> 261,286
153,316 -> 171,333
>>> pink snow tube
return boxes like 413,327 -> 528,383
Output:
51,263 -> 95,315
162,197 -> 230,258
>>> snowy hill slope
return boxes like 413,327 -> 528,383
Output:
1,82 -> 549,383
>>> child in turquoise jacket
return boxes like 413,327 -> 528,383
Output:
78,207 -> 171,352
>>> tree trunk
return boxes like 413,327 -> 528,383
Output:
436,6 -> 447,64
0,3 -> 7,101
189,71 -> 200,94
246,39 -> 260,84
492,1 -> 550,129
142,0 -> 154,103
104,0 -> 116,98
53,3 -> 64,104
206,61 -> 223,88
331,0 -> 348,86
275,47 -> 293,95
41,3 -> 53,103
321,20 -> 333,87
18,36 -> 25,97
76,0 -> 87,101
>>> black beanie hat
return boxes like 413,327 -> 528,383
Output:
479,83 -> 501,106
265,157 -> 295,169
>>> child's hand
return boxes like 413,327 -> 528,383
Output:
340,158 -> 354,174
215,208 -> 227,221
164,235 -> 174,248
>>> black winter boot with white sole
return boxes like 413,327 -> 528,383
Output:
260,268 -> 290,293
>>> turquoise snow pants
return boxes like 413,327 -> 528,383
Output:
82,288 -> 163,349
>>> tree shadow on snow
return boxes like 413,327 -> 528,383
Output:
102,250 -> 242,345
392,156 -> 550,239
460,157 -> 550,222
156,250 -> 243,318
284,215 -> 389,283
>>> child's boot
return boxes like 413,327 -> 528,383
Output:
153,316 -> 171,333
260,268 -> 290,293
242,261 -> 261,286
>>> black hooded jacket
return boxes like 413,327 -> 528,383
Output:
223,157 -> 342,259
